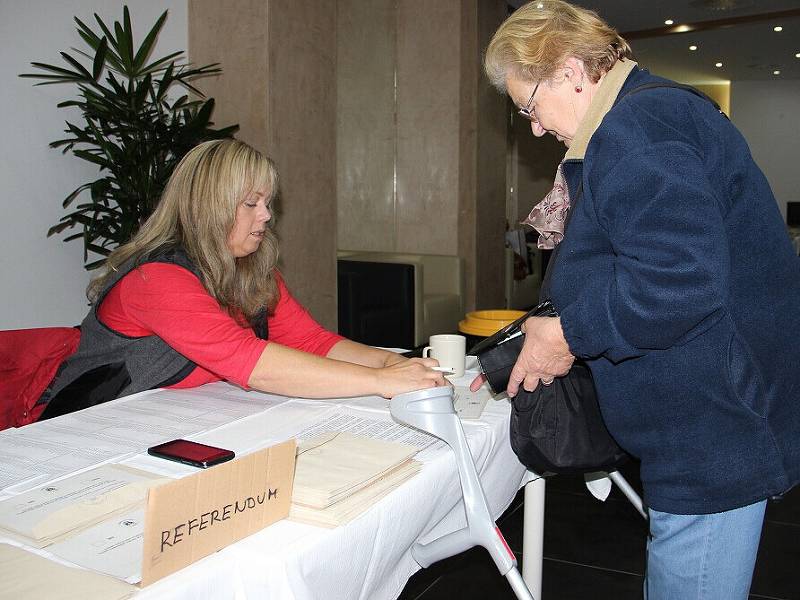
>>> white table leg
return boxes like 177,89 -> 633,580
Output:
522,475 -> 545,599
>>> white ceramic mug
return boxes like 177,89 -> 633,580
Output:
422,334 -> 466,377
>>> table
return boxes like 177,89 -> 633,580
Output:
0,375 -> 528,599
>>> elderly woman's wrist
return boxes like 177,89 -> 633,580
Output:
551,317 -> 573,355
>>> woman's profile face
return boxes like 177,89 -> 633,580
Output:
227,184 -> 272,258
506,68 -> 585,147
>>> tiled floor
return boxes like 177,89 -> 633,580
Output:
398,461 -> 800,600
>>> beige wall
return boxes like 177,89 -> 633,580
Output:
337,0 -> 508,311
462,0 -> 509,310
337,0 -> 463,257
189,0 -> 338,328
191,0 -> 514,326
337,0 -> 397,252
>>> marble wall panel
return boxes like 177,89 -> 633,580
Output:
337,0 -> 397,252
395,0 -> 461,256
266,0 -> 338,327
188,0 -> 268,150
472,0 -> 509,310
189,0 -> 338,328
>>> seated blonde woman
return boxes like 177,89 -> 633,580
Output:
38,139 -> 444,419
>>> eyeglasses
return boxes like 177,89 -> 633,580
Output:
517,82 -> 540,123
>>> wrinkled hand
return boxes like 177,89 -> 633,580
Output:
376,357 -> 447,398
507,316 -> 574,398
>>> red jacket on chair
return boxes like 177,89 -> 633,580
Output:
0,327 -> 80,431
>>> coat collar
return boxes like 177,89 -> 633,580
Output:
564,59 -> 638,162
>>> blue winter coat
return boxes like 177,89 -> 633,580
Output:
546,67 -> 800,514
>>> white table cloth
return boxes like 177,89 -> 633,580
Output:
0,377 -> 527,600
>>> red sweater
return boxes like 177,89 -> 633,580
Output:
97,263 -> 343,389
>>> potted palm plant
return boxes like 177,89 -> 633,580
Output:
21,6 -> 237,269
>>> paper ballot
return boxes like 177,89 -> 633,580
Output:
47,508 -> 146,583
452,385 -> 491,420
289,459 -> 421,528
292,432 -> 417,509
289,432 -> 420,527
0,464 -> 165,546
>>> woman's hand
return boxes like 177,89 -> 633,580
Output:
470,373 -> 488,392
374,357 -> 447,398
507,317 -> 574,397
382,351 -> 408,367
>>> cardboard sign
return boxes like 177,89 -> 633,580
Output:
140,439 -> 296,586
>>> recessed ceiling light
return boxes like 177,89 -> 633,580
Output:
715,62 -> 723,68
664,19 -> 674,25
689,45 -> 698,51
774,70 -> 781,75
795,52 -> 800,58
774,26 -> 783,32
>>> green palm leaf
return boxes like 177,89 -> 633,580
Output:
22,5 -> 239,271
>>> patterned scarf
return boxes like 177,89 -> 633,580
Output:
522,163 -> 569,249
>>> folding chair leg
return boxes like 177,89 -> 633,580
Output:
607,470 -> 647,520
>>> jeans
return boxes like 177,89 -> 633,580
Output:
644,499 -> 767,600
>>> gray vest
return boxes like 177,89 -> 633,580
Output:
40,247 -> 267,419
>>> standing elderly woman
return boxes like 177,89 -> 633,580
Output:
38,139 -> 444,419
482,1 -> 800,598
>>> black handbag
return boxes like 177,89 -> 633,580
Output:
471,301 -> 629,475
473,165 -> 632,475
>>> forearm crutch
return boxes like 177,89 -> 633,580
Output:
391,387 -> 535,600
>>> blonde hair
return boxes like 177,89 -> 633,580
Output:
88,139 -> 281,324
484,0 -> 632,91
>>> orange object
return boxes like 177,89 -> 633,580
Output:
458,310 -> 526,338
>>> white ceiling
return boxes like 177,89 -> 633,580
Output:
507,0 -> 800,82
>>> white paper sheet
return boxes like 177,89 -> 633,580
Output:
0,465 -> 160,544
0,384 -> 280,494
47,508 -> 145,584
294,410 -> 440,450
452,385 -> 491,420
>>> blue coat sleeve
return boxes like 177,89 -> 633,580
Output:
559,140 -> 730,362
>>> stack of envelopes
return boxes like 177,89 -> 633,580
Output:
289,432 -> 421,527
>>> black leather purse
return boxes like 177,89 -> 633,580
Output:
471,301 -> 629,475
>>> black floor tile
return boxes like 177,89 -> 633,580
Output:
397,554 -> 450,600
402,555 -> 646,600
765,485 -> 800,527
542,558 -> 644,599
398,546 -> 519,600
399,461 -> 799,600
751,518 -> 800,600
498,485 -> 648,573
